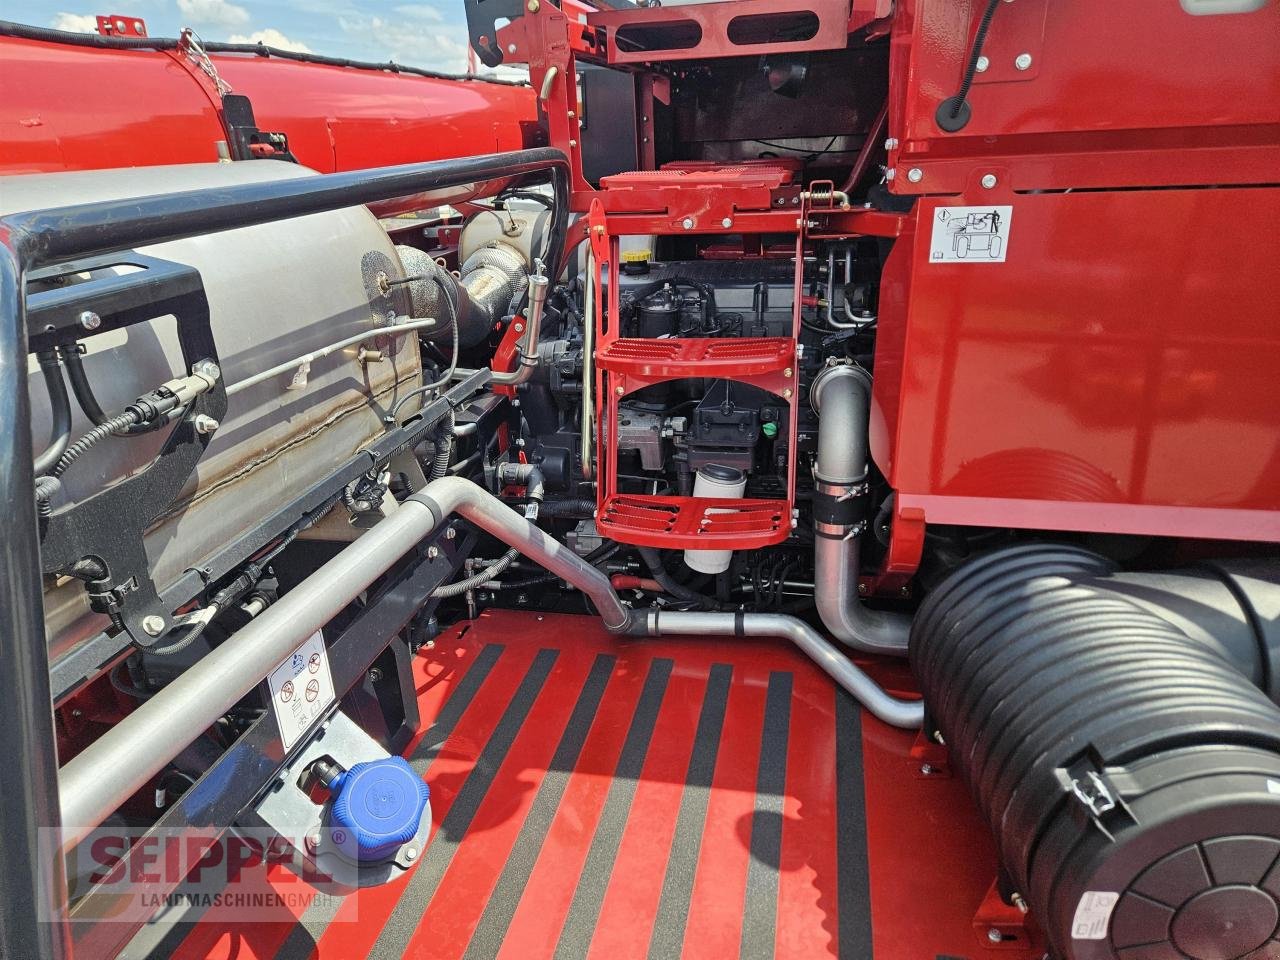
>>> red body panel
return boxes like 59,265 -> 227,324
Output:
0,36 -> 537,176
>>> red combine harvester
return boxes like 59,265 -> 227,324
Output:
1,3 -> 1278,959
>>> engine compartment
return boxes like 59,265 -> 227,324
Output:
2,3 -> 1279,959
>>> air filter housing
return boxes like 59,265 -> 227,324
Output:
909,545 -> 1280,960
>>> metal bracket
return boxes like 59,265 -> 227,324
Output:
32,254 -> 227,649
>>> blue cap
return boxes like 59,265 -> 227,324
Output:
328,757 -> 430,862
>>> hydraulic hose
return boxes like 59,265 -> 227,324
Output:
638,546 -> 721,610
32,350 -> 71,477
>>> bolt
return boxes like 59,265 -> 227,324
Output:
721,217 -> 733,228
857,582 -> 869,595
567,110 -> 576,118
404,846 -> 418,861
885,167 -> 896,181
78,310 -> 102,330
975,55 -> 989,73
568,139 -> 577,147
537,615 -> 545,622
142,615 -> 166,637
981,173 -> 998,189
775,198 -> 785,205
193,414 -> 219,434
615,385 -> 624,395
1014,52 -> 1033,71
899,585 -> 911,598
368,667 -> 383,682
507,43 -> 517,53
514,322 -> 524,333
987,928 -> 1003,944
526,0 -> 539,10
681,217 -> 694,230
783,388 -> 793,399
445,527 -> 457,540
306,832 -> 321,852
783,367 -> 793,378
920,763 -> 935,776
192,359 -> 221,381
1012,892 -> 1029,914
427,545 -> 440,560
907,167 -> 923,183
884,137 -> 898,150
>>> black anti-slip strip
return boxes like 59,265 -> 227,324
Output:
369,647 -> 560,959
462,653 -> 618,960
244,642 -> 507,960
646,663 -> 734,960
409,643 -> 506,775
739,671 -> 793,960
553,657 -> 675,960
835,689 -> 874,959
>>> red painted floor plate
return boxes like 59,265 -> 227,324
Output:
145,610 -> 1038,960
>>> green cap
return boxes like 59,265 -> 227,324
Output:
761,422 -> 778,438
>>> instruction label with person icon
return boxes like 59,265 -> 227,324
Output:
928,205 -> 1013,263
267,630 -> 336,749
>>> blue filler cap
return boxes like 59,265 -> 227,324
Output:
329,757 -> 430,862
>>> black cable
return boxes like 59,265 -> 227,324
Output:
51,410 -> 141,479
33,350 -> 72,476
937,0 -> 1001,130
109,661 -> 154,700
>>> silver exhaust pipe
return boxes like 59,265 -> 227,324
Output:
641,609 -> 924,729
57,475 -> 633,851
810,363 -> 911,656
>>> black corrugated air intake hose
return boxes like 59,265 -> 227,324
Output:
910,544 -> 1280,960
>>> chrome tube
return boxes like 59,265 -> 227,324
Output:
490,270 -> 549,386
645,609 -> 923,728
811,363 -> 911,656
58,474 -> 633,850
580,249 -> 596,480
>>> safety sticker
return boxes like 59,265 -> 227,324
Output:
1071,891 -> 1119,940
928,205 -> 1013,263
268,630 -> 335,750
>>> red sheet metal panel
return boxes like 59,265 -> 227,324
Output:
0,35 -> 537,176
872,185 -> 1280,541
886,0 -> 1280,194
0,37 -> 226,174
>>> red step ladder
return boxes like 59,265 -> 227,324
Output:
586,165 -> 804,550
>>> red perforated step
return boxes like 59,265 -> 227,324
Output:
596,337 -> 794,381
595,494 -> 790,549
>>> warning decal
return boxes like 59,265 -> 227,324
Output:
928,205 -> 1013,263
268,631 -> 335,750
1071,891 -> 1119,940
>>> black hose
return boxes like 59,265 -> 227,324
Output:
34,475 -> 61,518
33,350 -> 72,476
51,410 -> 141,479
428,411 -> 455,481
538,498 -> 597,518
638,547 -> 722,610
936,0 -> 1001,129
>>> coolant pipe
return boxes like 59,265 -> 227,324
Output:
491,268 -> 549,386
811,363 -> 911,656
56,475 -> 633,852
644,609 -> 923,729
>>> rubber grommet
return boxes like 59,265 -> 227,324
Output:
935,96 -> 972,133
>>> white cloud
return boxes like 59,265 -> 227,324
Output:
394,4 -> 444,22
51,12 -> 98,32
228,29 -> 313,52
176,0 -> 250,28
338,14 -> 470,73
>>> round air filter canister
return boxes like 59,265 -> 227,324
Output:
909,545 -> 1280,960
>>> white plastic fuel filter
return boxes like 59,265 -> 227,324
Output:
684,464 -> 748,575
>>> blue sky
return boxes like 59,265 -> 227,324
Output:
8,0 -> 489,74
